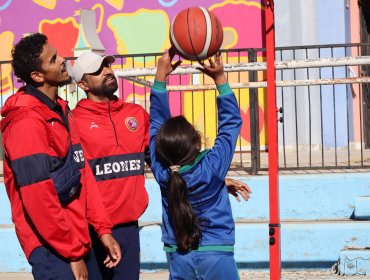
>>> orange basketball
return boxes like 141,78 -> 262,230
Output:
170,7 -> 224,61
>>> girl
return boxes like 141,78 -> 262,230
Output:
150,49 -> 242,280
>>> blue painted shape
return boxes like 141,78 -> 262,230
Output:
0,0 -> 12,11
354,196 -> 370,220
339,249 -> 370,276
158,0 -> 178,7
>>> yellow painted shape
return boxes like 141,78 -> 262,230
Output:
0,31 -> 13,63
91,3 -> 104,33
183,87 -> 219,149
32,0 -> 56,10
0,31 -> 16,95
123,93 -> 149,110
105,0 -> 124,10
209,0 -> 264,11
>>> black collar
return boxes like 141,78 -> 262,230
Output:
26,85 -> 59,111
25,85 -> 68,127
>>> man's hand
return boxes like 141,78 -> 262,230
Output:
225,178 -> 252,202
70,259 -> 88,280
100,233 -> 122,268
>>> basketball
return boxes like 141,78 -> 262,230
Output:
170,7 -> 224,61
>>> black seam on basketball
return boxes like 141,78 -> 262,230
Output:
187,8 -> 199,62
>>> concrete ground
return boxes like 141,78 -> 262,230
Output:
1,270 -> 369,280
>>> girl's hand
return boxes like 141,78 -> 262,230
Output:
155,47 -> 182,82
197,52 -> 227,85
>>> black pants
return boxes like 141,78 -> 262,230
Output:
90,222 -> 140,280
29,246 -> 102,280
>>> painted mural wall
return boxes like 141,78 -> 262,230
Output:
0,0 -> 264,57
0,0 -> 361,149
0,0 -> 266,148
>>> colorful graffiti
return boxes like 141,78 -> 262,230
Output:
0,0 -> 266,145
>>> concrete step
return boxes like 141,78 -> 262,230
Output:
1,173 -> 370,272
2,173 -> 370,224
1,220 -> 369,272
139,220 -> 370,269
141,173 -> 370,222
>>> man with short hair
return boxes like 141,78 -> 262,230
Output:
1,33 -> 121,280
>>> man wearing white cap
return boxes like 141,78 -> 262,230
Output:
70,52 -> 252,279
71,52 -> 150,280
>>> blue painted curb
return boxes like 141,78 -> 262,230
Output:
1,172 -> 370,272
2,220 -> 370,272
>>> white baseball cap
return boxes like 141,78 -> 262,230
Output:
71,52 -> 115,82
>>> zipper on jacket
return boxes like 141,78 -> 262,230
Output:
108,101 -> 119,145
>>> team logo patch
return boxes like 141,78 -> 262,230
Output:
90,122 -> 99,129
125,117 -> 138,131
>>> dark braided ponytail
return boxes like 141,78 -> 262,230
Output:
155,116 -> 202,252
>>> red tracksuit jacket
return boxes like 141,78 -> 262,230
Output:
72,97 -> 149,226
1,86 -> 112,261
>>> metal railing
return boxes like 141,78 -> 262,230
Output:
273,43 -> 370,173
1,43 -> 370,174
